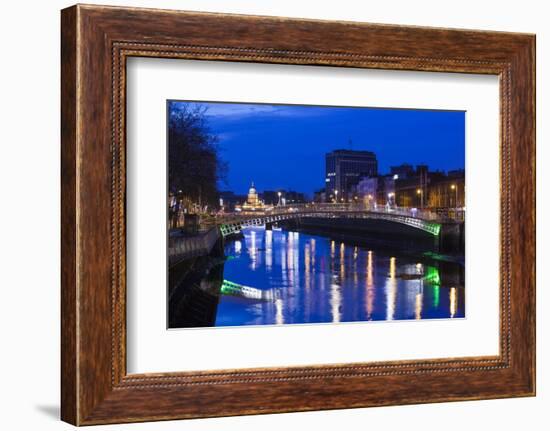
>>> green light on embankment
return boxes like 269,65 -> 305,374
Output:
424,266 -> 441,286
429,223 -> 441,236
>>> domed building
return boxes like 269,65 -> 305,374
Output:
240,181 -> 267,212
246,182 -> 260,206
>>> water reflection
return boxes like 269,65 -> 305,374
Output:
450,287 -> 457,318
211,227 -> 465,327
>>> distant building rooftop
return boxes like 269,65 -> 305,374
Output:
328,149 -> 376,156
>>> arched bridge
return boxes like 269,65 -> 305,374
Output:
218,204 -> 442,237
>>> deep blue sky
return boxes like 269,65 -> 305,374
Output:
169,101 -> 465,197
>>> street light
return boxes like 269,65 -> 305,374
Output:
368,194 -> 373,209
416,188 -> 423,209
277,191 -> 282,206
450,184 -> 458,212
387,192 -> 394,208
334,189 -> 338,204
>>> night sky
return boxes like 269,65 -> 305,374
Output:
168,101 -> 465,198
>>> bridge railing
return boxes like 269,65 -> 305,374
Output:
217,208 -> 445,237
215,203 -> 450,223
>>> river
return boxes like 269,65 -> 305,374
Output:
209,226 -> 465,327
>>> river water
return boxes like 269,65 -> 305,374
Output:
213,226 -> 465,327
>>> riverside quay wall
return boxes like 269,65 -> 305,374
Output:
281,216 -> 464,255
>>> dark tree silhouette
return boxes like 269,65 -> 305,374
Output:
168,103 -> 227,214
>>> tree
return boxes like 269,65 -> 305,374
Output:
168,103 -> 227,213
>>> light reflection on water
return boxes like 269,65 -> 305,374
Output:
214,227 -> 465,327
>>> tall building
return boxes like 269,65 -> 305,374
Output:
325,149 -> 378,201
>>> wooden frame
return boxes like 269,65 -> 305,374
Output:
61,4 -> 535,425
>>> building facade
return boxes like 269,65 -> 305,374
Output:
325,149 -> 378,202
239,182 -> 267,212
356,177 -> 378,208
427,170 -> 465,209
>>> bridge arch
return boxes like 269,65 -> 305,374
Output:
219,211 -> 441,237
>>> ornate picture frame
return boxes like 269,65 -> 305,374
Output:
61,4 -> 535,425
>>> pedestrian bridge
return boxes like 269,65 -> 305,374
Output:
218,205 -> 442,237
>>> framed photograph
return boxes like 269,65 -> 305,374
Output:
61,4 -> 535,425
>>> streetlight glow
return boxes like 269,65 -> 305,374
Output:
450,184 -> 458,211
417,188 -> 423,209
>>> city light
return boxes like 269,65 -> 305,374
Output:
450,184 -> 458,209
417,188 -> 424,209
450,287 -> 457,318
168,101 -> 465,330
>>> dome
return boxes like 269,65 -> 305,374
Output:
248,181 -> 256,194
